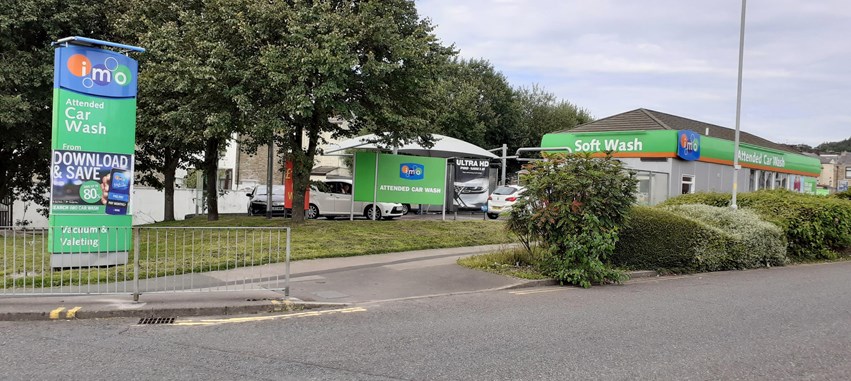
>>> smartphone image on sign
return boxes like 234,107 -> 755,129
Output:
105,169 -> 131,215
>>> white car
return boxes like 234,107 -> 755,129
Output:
486,185 -> 526,219
308,179 -> 405,220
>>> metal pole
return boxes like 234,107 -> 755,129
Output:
266,141 -> 274,218
501,144 -> 507,186
731,0 -> 747,210
372,150 -> 379,221
350,152 -> 356,221
285,228 -> 291,297
133,227 -> 140,302
442,160 -> 447,221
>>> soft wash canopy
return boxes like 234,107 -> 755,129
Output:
326,134 -> 498,159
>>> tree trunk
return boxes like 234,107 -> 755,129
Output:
290,106 -> 323,223
162,153 -> 179,222
204,137 -> 220,221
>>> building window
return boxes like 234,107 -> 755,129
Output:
846,167 -> 851,179
681,175 -> 695,194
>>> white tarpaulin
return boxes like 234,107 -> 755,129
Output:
326,134 -> 498,159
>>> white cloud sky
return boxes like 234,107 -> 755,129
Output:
417,0 -> 851,146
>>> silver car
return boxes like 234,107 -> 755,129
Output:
308,180 -> 405,220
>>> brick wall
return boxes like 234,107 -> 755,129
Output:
236,144 -> 285,189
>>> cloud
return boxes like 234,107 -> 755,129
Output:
418,0 -> 851,145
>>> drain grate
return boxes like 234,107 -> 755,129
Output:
138,317 -> 175,325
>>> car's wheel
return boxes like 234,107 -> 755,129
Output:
307,204 -> 319,219
487,213 -> 499,220
401,204 -> 410,215
365,205 -> 382,220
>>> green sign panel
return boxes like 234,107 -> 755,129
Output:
698,136 -> 821,177
49,41 -> 140,264
541,130 -> 677,156
541,130 -> 822,177
354,152 -> 447,205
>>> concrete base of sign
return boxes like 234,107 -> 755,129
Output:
50,252 -> 128,269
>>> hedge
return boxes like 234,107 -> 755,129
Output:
612,205 -> 787,273
664,204 -> 787,268
833,190 -> 851,201
661,190 -> 851,260
611,206 -> 727,273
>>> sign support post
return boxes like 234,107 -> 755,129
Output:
350,153 -> 357,221
372,149 -> 380,220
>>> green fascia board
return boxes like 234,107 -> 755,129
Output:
540,130 -> 677,156
541,130 -> 821,176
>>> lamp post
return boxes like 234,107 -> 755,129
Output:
731,0 -> 747,210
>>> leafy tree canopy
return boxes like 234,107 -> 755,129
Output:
816,137 -> 851,153
239,0 -> 455,222
0,0 -> 124,206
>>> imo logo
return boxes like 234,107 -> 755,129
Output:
67,54 -> 132,89
677,130 -> 701,161
400,163 -> 425,180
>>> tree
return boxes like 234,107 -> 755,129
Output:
816,137 -> 851,153
0,0 -> 124,209
508,153 -> 636,287
240,0 -> 455,223
514,84 -> 593,149
121,0 -> 252,221
432,58 -> 520,150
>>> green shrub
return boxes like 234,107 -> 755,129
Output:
662,190 -> 851,261
611,206 -> 728,273
660,192 -> 732,208
833,190 -> 851,201
663,204 -> 788,268
509,153 -> 636,287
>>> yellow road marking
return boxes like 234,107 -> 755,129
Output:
172,307 -> 367,327
509,288 -> 563,295
66,307 -> 82,319
49,307 -> 66,320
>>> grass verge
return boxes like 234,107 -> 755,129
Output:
457,246 -> 547,280
2,217 -> 511,288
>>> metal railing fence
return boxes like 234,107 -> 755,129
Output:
1,226 -> 291,300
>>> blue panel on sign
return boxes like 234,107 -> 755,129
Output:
677,130 -> 701,161
400,163 -> 425,180
54,45 -> 138,98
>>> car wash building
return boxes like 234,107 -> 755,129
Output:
540,109 -> 822,205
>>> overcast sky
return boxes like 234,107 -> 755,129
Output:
417,0 -> 851,146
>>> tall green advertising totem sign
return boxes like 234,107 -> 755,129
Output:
49,37 -> 144,268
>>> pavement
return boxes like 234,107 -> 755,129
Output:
0,243 -> 657,321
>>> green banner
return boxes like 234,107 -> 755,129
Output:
49,43 -> 139,257
354,152 -> 447,205
698,136 -> 821,176
541,130 -> 822,176
541,130 -> 678,156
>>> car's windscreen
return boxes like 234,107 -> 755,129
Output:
255,185 -> 285,196
492,186 -> 518,195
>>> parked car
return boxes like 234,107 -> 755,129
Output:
246,185 -> 286,216
309,180 -> 404,220
486,185 -> 526,219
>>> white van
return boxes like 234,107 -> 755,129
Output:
309,180 -> 404,220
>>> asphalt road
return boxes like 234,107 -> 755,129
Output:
2,261 -> 850,380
